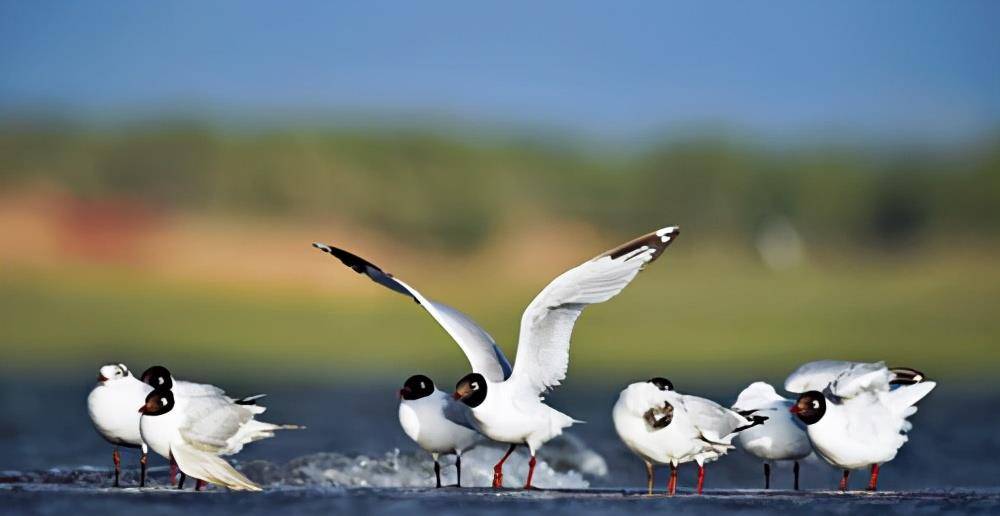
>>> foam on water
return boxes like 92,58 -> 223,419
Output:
246,437 -> 604,489
0,434 -> 606,490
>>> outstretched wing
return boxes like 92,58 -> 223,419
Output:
509,226 -> 679,395
313,243 -> 512,382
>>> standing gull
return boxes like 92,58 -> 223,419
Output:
87,363 -> 153,487
613,378 -> 765,495
786,360 -> 935,491
451,226 -> 679,488
731,381 -> 812,490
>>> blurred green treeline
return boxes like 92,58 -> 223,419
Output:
2,119 -> 999,249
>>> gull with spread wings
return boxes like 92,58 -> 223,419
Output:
314,226 -> 679,489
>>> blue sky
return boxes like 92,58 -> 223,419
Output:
1,1 -> 998,141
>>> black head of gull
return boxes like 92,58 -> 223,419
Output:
790,390 -> 827,425
453,372 -> 487,408
647,377 -> 674,391
139,389 -> 175,416
140,365 -> 173,390
400,374 -> 435,400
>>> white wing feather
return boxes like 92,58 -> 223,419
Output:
170,440 -> 261,491
509,226 -> 679,395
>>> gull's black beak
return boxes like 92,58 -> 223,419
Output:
398,387 -> 411,399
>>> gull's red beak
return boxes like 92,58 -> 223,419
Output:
452,391 -> 462,400
789,405 -> 802,414
397,387 -> 410,399
138,405 -> 147,414
97,374 -> 108,382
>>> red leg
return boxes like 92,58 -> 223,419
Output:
668,463 -> 678,496
169,456 -> 178,486
112,447 -> 121,488
492,444 -> 517,488
867,464 -> 879,491
195,479 -> 206,492
696,464 -> 705,495
840,469 -> 850,492
524,455 -> 537,489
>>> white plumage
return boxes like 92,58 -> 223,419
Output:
86,363 -> 152,487
613,380 -> 756,495
787,360 -> 936,491
731,382 -> 812,489
138,370 -> 299,491
315,226 -> 679,489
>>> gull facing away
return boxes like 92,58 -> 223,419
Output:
613,378 -> 765,495
139,366 -> 301,491
730,382 -> 812,490
87,363 -> 153,487
314,226 -> 679,489
786,360 -> 935,491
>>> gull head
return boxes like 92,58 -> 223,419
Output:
453,372 -> 487,408
140,365 -> 173,390
400,374 -> 435,401
139,389 -> 175,416
97,363 -> 131,384
646,377 -> 674,392
790,390 -> 826,425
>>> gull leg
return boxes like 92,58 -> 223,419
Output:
139,450 -> 148,488
867,464 -> 879,492
177,472 -> 187,490
432,452 -> 441,488
793,461 -> 800,491
195,479 -> 206,492
524,454 -> 537,489
645,460 -> 654,495
492,444 -> 517,488
764,462 -> 770,490
169,456 -> 178,486
668,463 -> 678,496
455,453 -> 462,487
112,447 -> 121,488
839,469 -> 849,492
696,464 -> 705,495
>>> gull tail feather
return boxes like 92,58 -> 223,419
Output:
171,442 -> 262,492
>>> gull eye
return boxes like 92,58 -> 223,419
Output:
160,397 -> 168,406
811,400 -> 820,409
471,382 -> 478,389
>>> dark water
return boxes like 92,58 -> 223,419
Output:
1,379 -> 997,514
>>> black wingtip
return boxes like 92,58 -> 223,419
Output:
602,225 -> 680,263
889,367 -> 927,385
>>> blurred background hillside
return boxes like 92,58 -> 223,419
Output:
1,1 -> 998,387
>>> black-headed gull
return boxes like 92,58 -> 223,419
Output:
731,381 -> 812,490
87,363 -> 153,487
398,374 -> 480,487
453,227 -> 679,489
613,377 -> 765,495
786,360 -> 935,491
313,241 -> 516,487
138,366 -> 300,491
